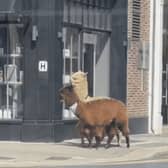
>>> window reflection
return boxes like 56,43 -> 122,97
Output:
0,18 -> 24,120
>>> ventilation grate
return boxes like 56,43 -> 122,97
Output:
132,0 -> 141,40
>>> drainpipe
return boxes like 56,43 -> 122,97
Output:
149,0 -> 156,134
149,0 -> 163,134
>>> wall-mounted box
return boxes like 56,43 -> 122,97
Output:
138,41 -> 149,70
0,70 -> 3,82
0,48 -> 4,56
4,64 -> 18,82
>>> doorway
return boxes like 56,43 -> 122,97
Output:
82,31 -> 111,98
162,64 -> 168,124
162,1 -> 168,125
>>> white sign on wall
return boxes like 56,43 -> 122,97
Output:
63,49 -> 70,57
38,60 -> 48,72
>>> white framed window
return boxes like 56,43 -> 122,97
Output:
62,27 -> 81,119
0,24 -> 24,120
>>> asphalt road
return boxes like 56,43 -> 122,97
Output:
65,162 -> 168,168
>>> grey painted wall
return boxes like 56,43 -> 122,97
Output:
23,0 -> 63,122
95,34 -> 111,97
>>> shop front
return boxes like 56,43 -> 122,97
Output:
0,0 -> 127,141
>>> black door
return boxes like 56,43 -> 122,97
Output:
162,64 -> 168,124
83,44 -> 94,96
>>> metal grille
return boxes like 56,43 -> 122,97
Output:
132,0 -> 141,40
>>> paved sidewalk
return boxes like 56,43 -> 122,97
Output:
0,133 -> 168,167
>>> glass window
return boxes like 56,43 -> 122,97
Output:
69,1 -> 76,24
0,23 -> 24,120
88,6 -> 94,28
63,0 -> 112,31
62,27 -> 81,119
63,0 -> 69,22
75,2 -> 82,25
107,10 -> 111,30
83,4 -> 89,27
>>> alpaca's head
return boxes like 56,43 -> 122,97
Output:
59,84 -> 79,108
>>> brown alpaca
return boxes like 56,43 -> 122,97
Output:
71,71 -> 120,147
59,84 -> 130,148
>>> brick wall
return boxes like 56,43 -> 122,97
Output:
127,0 -> 150,118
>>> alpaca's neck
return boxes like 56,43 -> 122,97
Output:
69,102 -> 78,115
69,99 -> 84,119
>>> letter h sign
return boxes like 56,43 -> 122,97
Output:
38,60 -> 48,72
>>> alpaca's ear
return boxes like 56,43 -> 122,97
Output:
84,72 -> 88,77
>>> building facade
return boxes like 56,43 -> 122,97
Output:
127,0 -> 167,134
0,0 -> 166,141
127,0 -> 150,133
0,0 -> 128,141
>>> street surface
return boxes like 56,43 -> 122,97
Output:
0,133 -> 167,167
2,162 -> 168,168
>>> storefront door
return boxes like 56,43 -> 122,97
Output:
162,64 -> 168,124
162,2 -> 168,125
83,32 -> 96,96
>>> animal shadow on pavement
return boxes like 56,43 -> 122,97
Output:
60,141 -> 121,149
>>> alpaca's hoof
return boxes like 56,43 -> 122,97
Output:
127,144 -> 130,148
105,144 -> 110,149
